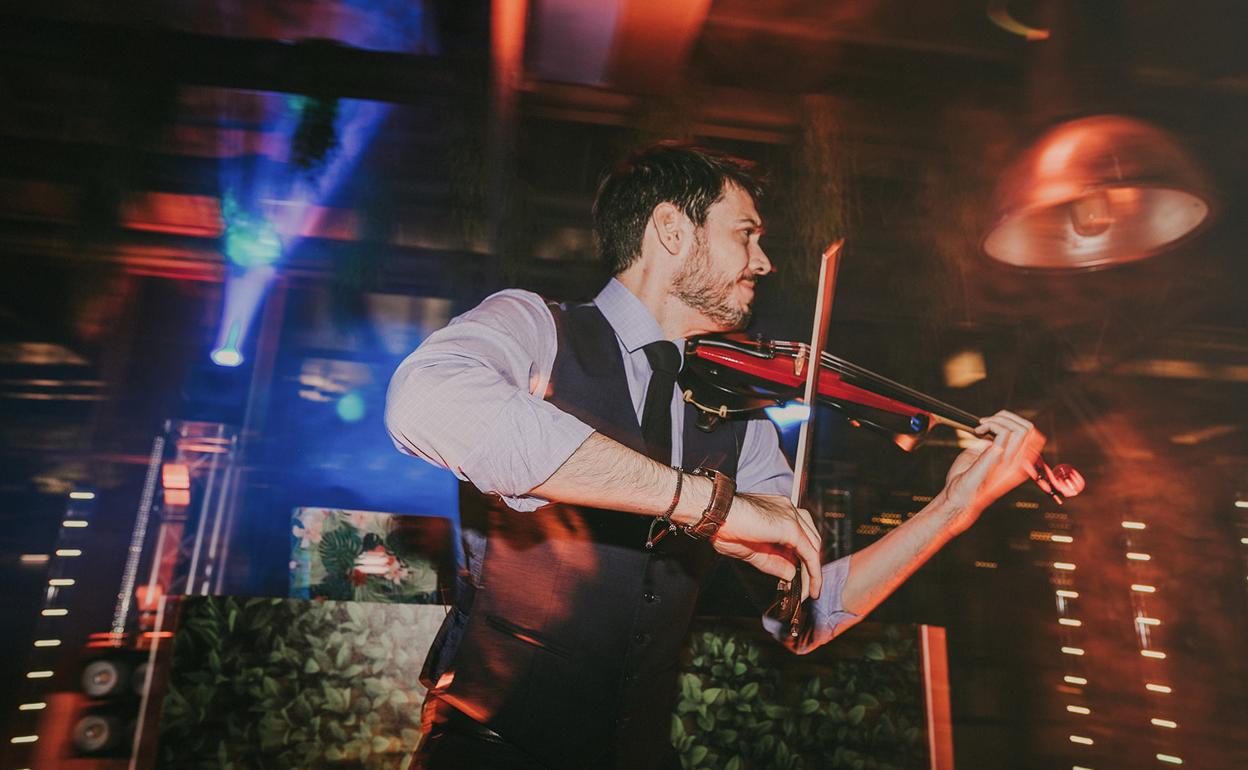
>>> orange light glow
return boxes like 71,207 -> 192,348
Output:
164,488 -> 191,507
162,463 -> 191,489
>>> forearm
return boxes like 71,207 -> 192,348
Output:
840,489 -> 970,616
529,432 -> 714,524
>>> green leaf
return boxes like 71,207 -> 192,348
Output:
671,714 -> 686,743
740,681 -> 759,700
733,662 -> 747,676
856,693 -> 880,708
725,756 -> 742,770
800,699 -> 821,715
848,704 -> 866,725
697,712 -> 715,732
690,745 -> 709,764
701,687 -> 723,704
864,642 -> 886,661
723,641 -> 736,659
304,658 -> 320,674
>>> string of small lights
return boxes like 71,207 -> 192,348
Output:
7,488 -> 97,762
1120,513 -> 1183,767
1035,503 -> 1098,765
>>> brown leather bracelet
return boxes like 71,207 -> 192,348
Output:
682,467 -> 736,540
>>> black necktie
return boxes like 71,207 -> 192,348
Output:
641,341 -> 682,465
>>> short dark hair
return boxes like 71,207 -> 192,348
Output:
592,142 -> 765,275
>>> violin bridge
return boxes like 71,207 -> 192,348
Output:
793,344 -> 809,377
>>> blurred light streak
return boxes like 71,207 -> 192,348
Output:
69,491 -> 96,500
19,554 -> 49,564
1150,718 -> 1177,728
1066,705 -> 1091,715
9,736 -> 38,744
1056,590 -> 1079,598
1141,650 -> 1167,659
40,609 -> 68,617
1065,675 -> 1088,685
1156,755 -> 1183,765
1059,618 -> 1082,627
1136,617 -> 1161,626
1061,647 -> 1085,656
48,579 -> 74,586
1054,562 -> 1077,570
1052,534 -> 1074,543
54,549 -> 81,557
62,520 -> 88,528
17,703 -> 46,711
25,671 -> 53,679
1127,552 -> 1151,561
1146,683 -> 1172,693
1132,584 -> 1157,593
765,402 -> 811,430
32,639 -> 60,647
1069,735 -> 1093,745
1122,521 -> 1146,529
943,350 -> 987,388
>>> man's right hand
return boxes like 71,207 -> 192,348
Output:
710,494 -> 823,601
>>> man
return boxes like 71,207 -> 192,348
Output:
386,143 -> 1043,769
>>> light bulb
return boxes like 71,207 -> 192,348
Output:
1069,191 -> 1113,237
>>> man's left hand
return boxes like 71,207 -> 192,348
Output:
940,410 -> 1046,534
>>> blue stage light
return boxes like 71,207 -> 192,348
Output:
224,218 -> 282,268
336,391 -> 366,423
210,320 -> 244,367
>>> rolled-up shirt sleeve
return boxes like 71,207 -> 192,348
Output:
740,417 -> 859,652
761,554 -> 859,654
384,290 -> 594,511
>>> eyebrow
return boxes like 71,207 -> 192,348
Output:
736,217 -> 764,228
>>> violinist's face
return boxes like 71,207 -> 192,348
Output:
671,184 -> 772,331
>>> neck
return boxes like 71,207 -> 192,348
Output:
614,268 -> 718,340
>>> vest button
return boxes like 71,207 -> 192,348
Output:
643,592 -> 659,603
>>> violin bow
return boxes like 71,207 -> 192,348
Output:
775,239 -> 844,636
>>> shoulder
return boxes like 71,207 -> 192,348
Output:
450,289 -> 556,338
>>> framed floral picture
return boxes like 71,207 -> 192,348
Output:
289,508 -> 453,604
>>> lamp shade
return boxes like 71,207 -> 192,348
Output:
982,115 -> 1212,269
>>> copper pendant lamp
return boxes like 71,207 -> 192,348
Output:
982,114 -> 1213,270
981,0 -> 1214,270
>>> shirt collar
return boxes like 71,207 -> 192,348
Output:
594,278 -> 677,354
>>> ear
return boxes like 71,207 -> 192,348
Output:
650,202 -> 687,256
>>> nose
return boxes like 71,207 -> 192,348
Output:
750,242 -> 773,276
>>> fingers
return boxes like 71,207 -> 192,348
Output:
977,411 -> 1046,476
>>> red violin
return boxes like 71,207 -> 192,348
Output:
679,333 -> 1086,504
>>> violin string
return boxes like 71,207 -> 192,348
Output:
767,341 -> 981,427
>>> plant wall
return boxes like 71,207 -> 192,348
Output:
672,620 -> 930,770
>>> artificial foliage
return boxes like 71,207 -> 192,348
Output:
673,622 -> 928,770
290,508 -> 441,604
157,597 -> 443,770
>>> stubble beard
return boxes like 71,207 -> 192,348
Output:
670,234 -> 753,331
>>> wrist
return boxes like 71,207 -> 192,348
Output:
929,488 -> 981,536
669,472 -> 713,527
